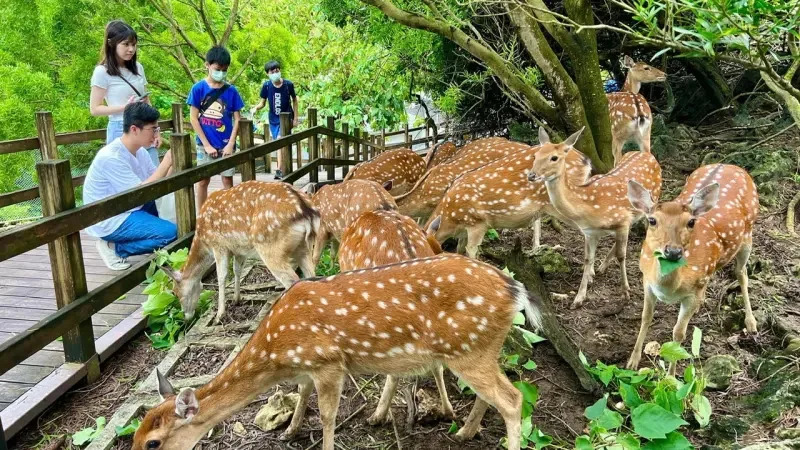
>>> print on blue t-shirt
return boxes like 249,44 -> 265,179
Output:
187,80 -> 245,149
260,80 -> 296,126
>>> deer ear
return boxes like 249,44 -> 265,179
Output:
538,126 -> 550,144
623,55 -> 635,68
304,183 -> 317,195
157,368 -> 175,400
175,388 -> 199,421
160,265 -> 182,282
383,180 -> 393,191
563,127 -> 585,148
427,215 -> 442,233
688,182 -> 720,216
627,180 -> 655,214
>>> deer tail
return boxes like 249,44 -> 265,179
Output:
510,279 -> 543,331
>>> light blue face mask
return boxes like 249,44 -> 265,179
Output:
211,70 -> 227,82
269,71 -> 281,83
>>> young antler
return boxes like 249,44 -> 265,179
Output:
529,128 -> 662,309
626,164 -> 759,373
426,129 -> 592,258
395,138 -> 530,221
343,148 -> 426,195
162,181 -> 319,324
607,55 -> 667,165
310,179 -> 398,265
133,254 -> 542,450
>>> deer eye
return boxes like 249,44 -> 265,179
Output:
687,218 -> 696,228
550,155 -> 558,162
648,217 -> 656,226
147,440 -> 161,449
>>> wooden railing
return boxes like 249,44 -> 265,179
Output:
0,108 -> 386,444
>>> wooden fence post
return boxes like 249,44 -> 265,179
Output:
380,128 -> 386,155
425,124 -> 431,148
308,108 -> 318,183
280,112 -> 292,176
170,133 -> 196,236
262,123 -> 272,174
326,117 -> 335,180
37,160 -> 99,383
353,127 -> 361,162
238,119 -> 256,182
341,123 -> 350,180
0,416 -> 6,450
35,111 -> 58,160
404,123 -> 410,148
171,103 -> 184,133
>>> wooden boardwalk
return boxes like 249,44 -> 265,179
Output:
0,166 -> 344,437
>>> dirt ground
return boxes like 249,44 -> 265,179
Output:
8,118 -> 800,449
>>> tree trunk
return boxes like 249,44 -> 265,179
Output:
683,58 -> 733,109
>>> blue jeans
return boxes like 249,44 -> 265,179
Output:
270,123 -> 281,139
103,201 -> 177,258
108,119 -> 160,167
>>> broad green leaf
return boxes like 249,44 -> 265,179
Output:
692,395 -> 712,427
684,365 -> 695,384
619,382 -> 643,408
513,312 -> 526,325
72,416 -> 106,446
448,421 -> 458,433
676,380 -> 695,400
617,432 -> 642,449
514,381 -> 539,406
659,342 -> 692,363
115,418 -> 141,436
519,327 -> 546,345
523,360 -> 538,370
579,351 -> 589,367
631,403 -> 688,439
642,431 -> 692,450
585,394 -> 608,420
691,327 -> 702,357
654,252 -> 688,276
530,427 -> 553,449
599,365 -> 616,386
143,292 -> 176,316
575,435 -> 593,450
457,378 -> 474,395
595,409 -> 624,430
506,354 -> 520,365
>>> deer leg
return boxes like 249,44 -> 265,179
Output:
669,295 -> 702,375
368,375 -> 398,425
298,246 -> 317,279
256,245 -> 300,290
532,218 -> 541,250
456,397 -> 490,441
572,233 -> 600,309
616,228 -> 631,299
450,359 -> 522,450
456,235 -> 467,254
640,125 -> 652,153
597,242 -> 617,274
232,254 -> 241,302
432,364 -> 455,419
626,286 -> 656,370
736,241 -> 758,333
312,229 -> 330,267
612,135 -> 622,166
465,224 -> 488,260
212,250 -> 230,324
281,377 -> 314,440
313,371 -> 345,450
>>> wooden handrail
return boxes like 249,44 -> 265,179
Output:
0,175 -> 86,209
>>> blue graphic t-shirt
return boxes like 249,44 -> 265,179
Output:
260,80 -> 296,126
187,80 -> 245,149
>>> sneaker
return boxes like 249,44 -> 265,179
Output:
274,169 -> 283,180
95,240 -> 131,271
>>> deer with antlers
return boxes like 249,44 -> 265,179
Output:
343,148 -> 427,195
426,128 -> 592,258
607,56 -> 667,165
160,181 -> 319,324
134,254 -> 542,450
424,141 -> 459,169
528,127 -> 662,309
310,179 -> 398,265
626,164 -> 758,372
395,137 -> 530,221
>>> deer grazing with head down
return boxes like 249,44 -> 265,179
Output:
424,141 -> 459,169
161,181 -> 319,324
310,179 -> 398,265
626,164 -> 758,373
134,254 -> 542,450
528,127 -> 662,309
426,128 -> 592,258
395,137 -> 530,221
607,55 -> 667,165
343,148 -> 427,195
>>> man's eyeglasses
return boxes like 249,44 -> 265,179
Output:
144,126 -> 161,134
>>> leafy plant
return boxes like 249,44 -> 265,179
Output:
72,416 -> 105,446
575,327 -> 711,448
315,246 -> 340,276
115,418 -> 141,437
142,249 -> 212,349
485,228 -> 500,241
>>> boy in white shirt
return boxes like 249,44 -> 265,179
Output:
83,103 -> 176,270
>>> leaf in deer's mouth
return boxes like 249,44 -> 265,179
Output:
654,251 -> 687,276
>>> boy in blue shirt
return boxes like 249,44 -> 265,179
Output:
187,46 -> 245,207
251,60 -> 298,180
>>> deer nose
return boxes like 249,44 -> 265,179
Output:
527,171 -> 539,182
663,246 -> 683,261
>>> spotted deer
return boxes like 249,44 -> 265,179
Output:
133,254 -> 542,450
343,148 -> 427,195
424,141 -> 459,169
426,129 -> 592,258
529,128 -> 662,309
607,55 -> 667,165
626,164 -> 758,372
311,179 -> 398,265
159,181 -> 319,324
395,138 -> 530,221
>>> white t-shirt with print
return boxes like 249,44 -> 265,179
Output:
90,62 -> 148,121
83,138 -> 157,237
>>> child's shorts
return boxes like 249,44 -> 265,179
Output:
196,147 -> 236,177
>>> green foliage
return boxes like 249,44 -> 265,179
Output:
577,329 -> 712,448
72,416 -> 105,446
142,249 -> 212,349
315,246 -> 340,276
485,228 -> 500,241
114,418 -> 141,437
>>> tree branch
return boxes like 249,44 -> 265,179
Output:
231,51 -> 256,84
198,0 -> 219,44
219,0 -> 241,46
147,0 -> 206,61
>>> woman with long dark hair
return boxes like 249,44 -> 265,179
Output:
90,20 -> 160,165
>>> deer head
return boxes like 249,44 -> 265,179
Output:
132,370 -> 202,450
622,56 -> 666,93
528,127 -> 585,183
161,265 -> 204,321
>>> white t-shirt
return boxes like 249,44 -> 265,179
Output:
90,62 -> 148,121
83,138 -> 157,237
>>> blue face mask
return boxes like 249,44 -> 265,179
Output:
211,70 -> 227,82
269,72 -> 281,83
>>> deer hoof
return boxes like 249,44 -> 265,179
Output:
569,299 -> 584,310
744,316 -> 758,334
279,428 -> 298,441
366,413 -> 390,426
439,407 -> 456,421
454,427 -> 478,442
625,356 -> 639,371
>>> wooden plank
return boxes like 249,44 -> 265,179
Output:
0,319 -> 112,337
0,137 -> 40,155
0,401 -> 11,412
280,113 -> 292,175
0,383 -> 33,404
21,350 -> 64,368
0,277 -> 108,289
0,298 -> 141,315
0,286 -> 147,302
0,260 -> 125,276
96,306 -> 146,362
0,176 -> 85,209
0,269 -> 118,283
0,307 -> 131,323
0,365 -> 54,384
238,120 -> 257,182
35,112 -> 58,160
0,128 -> 320,261
171,133 -> 196,237
0,334 -> 61,351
